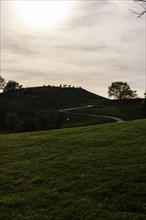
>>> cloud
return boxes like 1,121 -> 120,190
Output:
1,0 -> 145,98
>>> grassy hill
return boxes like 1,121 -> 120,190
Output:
72,99 -> 144,121
0,119 -> 146,219
0,86 -> 106,113
0,86 -> 107,131
26,86 -> 107,106
0,86 -> 144,132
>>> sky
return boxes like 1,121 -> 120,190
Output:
1,0 -> 145,98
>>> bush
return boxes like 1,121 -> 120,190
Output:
35,111 -> 57,130
5,112 -> 19,131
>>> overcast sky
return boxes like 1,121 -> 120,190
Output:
1,0 -> 145,98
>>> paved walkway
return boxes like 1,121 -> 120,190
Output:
61,106 -> 124,123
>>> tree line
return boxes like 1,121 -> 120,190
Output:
3,110 -> 66,133
0,75 -> 139,99
0,75 -> 22,93
0,75 -> 83,93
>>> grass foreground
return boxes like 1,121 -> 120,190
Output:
0,119 -> 146,220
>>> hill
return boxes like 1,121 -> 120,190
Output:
0,86 -> 106,111
71,98 -> 144,121
0,119 -> 145,219
0,86 -> 144,132
0,86 -> 109,131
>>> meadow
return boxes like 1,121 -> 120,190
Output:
0,119 -> 146,220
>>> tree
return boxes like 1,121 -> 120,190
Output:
108,82 -> 138,99
130,0 -> 146,17
4,80 -> 22,92
0,75 -> 6,92
5,112 -> 19,131
141,99 -> 146,117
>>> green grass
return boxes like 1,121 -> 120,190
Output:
0,119 -> 146,219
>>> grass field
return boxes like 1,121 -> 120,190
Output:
0,119 -> 146,220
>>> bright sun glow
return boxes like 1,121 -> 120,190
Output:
15,1 -> 74,29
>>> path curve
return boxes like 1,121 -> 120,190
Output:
25,95 -> 124,123
60,105 -> 124,123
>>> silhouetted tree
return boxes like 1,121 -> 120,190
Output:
0,75 -> 6,92
108,82 -> 138,99
5,112 -> 19,131
21,116 -> 35,132
4,80 -> 22,92
35,111 -> 51,130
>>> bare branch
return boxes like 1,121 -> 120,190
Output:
130,0 -> 146,17
129,8 -> 141,16
134,0 -> 146,2
140,4 -> 146,10
137,10 -> 146,17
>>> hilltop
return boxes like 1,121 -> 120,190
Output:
0,86 -> 107,113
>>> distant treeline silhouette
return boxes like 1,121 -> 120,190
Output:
44,84 -> 83,89
4,110 -> 66,133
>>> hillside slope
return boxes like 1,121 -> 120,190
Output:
0,86 -> 144,132
27,86 -> 107,105
0,119 -> 146,220
0,86 -> 106,111
0,86 -> 107,131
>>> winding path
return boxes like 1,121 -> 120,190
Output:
60,105 -> 124,123
26,95 -> 124,123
